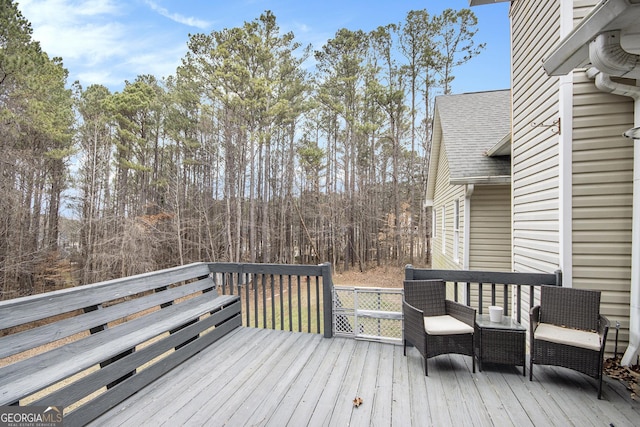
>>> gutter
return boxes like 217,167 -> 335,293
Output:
543,0 -> 640,76
587,31 -> 640,366
449,175 -> 511,186
590,31 -> 640,79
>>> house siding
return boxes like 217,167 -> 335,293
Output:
566,0 -> 633,354
571,71 -> 634,349
431,147 -> 465,271
468,184 -> 512,313
511,0 -> 561,275
574,0 -> 597,21
469,185 -> 512,271
510,0 -> 634,353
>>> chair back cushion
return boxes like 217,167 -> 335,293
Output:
403,279 -> 446,316
540,286 -> 600,331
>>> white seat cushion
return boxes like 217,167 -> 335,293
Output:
534,323 -> 601,351
424,315 -> 473,336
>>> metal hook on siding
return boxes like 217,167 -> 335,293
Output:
531,118 -> 561,135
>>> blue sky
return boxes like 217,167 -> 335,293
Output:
18,0 -> 511,94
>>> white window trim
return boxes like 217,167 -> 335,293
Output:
432,208 -> 437,238
441,205 -> 446,254
454,199 -> 460,264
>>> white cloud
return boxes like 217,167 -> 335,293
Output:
293,22 -> 311,34
20,0 -> 127,62
124,43 -> 187,81
144,0 -> 211,29
20,0 -> 121,25
75,0 -> 121,16
33,22 -> 128,63
18,0 -> 188,90
76,70 -> 121,88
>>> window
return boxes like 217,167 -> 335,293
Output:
441,205 -> 446,254
454,199 -> 460,263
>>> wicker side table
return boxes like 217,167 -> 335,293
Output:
475,315 -> 526,375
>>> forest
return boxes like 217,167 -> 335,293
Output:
0,0 -> 484,299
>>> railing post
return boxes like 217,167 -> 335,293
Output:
555,269 -> 563,286
321,262 -> 333,338
405,264 -> 414,280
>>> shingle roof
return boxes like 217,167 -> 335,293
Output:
434,89 -> 511,183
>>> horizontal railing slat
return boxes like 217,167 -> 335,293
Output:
0,277 -> 216,359
64,314 -> 242,427
406,267 -> 561,286
404,265 -> 562,324
31,301 -> 241,408
208,262 -> 327,276
0,263 -> 212,329
0,294 -> 238,405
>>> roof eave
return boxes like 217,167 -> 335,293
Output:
426,111 -> 443,202
468,0 -> 510,6
485,132 -> 512,157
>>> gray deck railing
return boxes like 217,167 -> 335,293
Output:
206,263 -> 560,340
208,262 -> 333,338
207,261 -> 562,342
405,265 -> 562,323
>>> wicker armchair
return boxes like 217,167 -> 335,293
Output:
403,279 -> 476,375
530,286 -> 610,399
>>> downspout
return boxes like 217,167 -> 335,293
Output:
626,100 -> 640,366
587,30 -> 640,366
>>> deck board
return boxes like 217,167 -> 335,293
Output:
390,345 -> 412,426
370,342 -> 395,426
270,335 -> 341,425
284,336 -> 353,426
327,339 -> 369,426
456,357 -> 497,427
306,336 -> 358,426
348,341 -> 381,427
228,333 -> 319,426
405,347 -> 430,427
184,331 -> 305,426
480,364 -> 535,426
90,328 -> 640,427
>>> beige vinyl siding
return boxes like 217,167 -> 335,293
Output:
465,185 -> 512,313
511,0 -> 561,275
510,0 -> 560,332
574,0 -> 598,22
511,0 -> 633,354
469,185 -> 512,271
571,71 -> 634,352
431,147 -> 465,271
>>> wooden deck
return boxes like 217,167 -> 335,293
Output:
90,327 -> 639,427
